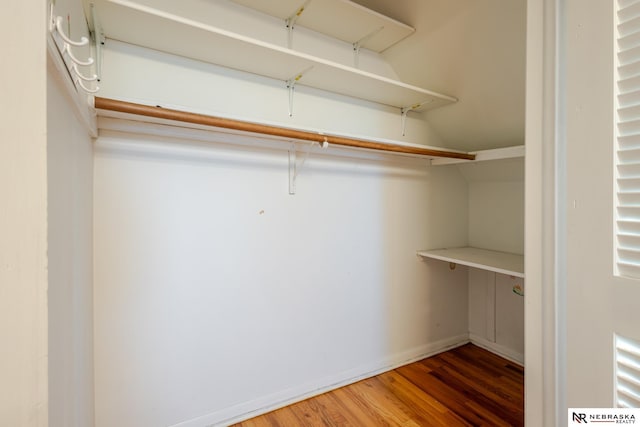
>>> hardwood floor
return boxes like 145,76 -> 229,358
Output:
232,344 -> 524,427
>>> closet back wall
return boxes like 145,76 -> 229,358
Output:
93,29 -> 470,424
94,133 -> 469,426
462,158 -> 525,255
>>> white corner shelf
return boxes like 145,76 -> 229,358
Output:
89,0 -> 456,111
417,247 -> 524,278
430,145 -> 525,166
231,0 -> 415,52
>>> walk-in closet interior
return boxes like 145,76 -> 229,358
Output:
46,0 -> 526,425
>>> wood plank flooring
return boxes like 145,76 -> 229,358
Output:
231,344 -> 524,427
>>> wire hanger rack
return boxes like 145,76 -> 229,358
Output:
48,3 -> 100,94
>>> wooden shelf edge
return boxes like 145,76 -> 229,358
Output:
417,246 -> 524,278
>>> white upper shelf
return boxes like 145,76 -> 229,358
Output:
231,0 -> 415,52
417,247 -> 524,278
90,0 -> 457,111
430,145 -> 525,166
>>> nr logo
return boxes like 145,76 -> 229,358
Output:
573,412 -> 588,423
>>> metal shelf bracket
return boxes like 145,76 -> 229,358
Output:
288,137 -> 329,195
286,0 -> 312,49
352,26 -> 383,68
400,100 -> 433,136
286,66 -> 313,117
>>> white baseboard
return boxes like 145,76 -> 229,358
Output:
469,334 -> 524,366
170,334 -> 470,427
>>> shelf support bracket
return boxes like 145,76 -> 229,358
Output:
352,26 -> 383,68
286,66 -> 313,117
289,145 -> 297,195
286,0 -> 312,49
400,100 -> 432,136
288,138 -> 328,195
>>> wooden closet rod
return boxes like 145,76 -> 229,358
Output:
94,97 -> 476,161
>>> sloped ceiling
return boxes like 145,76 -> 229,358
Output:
353,0 -> 527,152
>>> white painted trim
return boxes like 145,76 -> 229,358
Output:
554,0 -> 568,422
168,334 -> 470,427
525,0 -> 543,421
525,0 -> 560,424
469,334 -> 524,366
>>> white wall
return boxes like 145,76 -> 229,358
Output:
0,2 -> 49,426
47,65 -> 95,426
92,130 -> 470,426
460,157 -> 525,255
356,0 -> 527,152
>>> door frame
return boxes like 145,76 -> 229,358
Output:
525,0 -> 565,425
